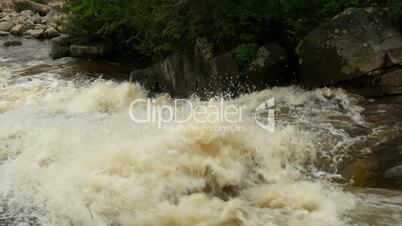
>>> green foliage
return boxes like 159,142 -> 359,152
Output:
64,0 -> 213,58
388,0 -> 402,25
64,0 -> 394,59
234,44 -> 258,67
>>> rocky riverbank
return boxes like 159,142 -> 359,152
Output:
2,2 -> 402,98
127,7 -> 402,98
0,0 -> 63,39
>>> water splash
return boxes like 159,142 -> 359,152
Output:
0,67 -> 400,225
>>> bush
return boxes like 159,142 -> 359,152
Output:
234,43 -> 258,67
64,0 -> 392,59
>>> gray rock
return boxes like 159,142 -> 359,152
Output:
45,27 -> 59,38
248,44 -> 289,87
31,13 -> 41,24
384,165 -> 402,180
20,9 -> 34,16
194,37 -> 214,61
129,68 -> 161,93
297,8 -> 402,86
0,30 -> 10,36
34,24 -> 45,30
3,40 -> 22,47
50,35 -> 70,59
0,0 -> 15,10
10,24 -> 26,35
0,21 -> 13,31
208,52 -> 240,91
131,38 -> 240,97
15,0 -> 51,16
70,44 -> 108,58
30,29 -> 45,38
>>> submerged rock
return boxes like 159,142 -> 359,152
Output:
298,7 -> 402,91
3,40 -> 22,47
340,68 -> 402,96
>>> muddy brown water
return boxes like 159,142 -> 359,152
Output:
0,36 -> 402,225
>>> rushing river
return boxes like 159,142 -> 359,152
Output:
0,37 -> 401,226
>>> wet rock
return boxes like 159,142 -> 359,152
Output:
45,27 -> 59,38
129,67 -> 161,93
10,24 -> 26,35
0,30 -> 10,36
30,29 -> 45,38
298,8 -> 402,86
340,156 -> 379,186
208,52 -> 240,92
152,53 -> 200,96
15,0 -> 51,16
70,44 -> 109,58
384,165 -> 402,180
50,35 -> 70,59
131,38 -> 240,97
0,21 -> 13,31
340,68 -> 402,96
3,40 -> 22,47
248,44 -> 289,87
194,37 -> 214,61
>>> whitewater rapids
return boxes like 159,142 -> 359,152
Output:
0,66 -> 401,226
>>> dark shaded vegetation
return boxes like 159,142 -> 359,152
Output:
63,0 -> 402,64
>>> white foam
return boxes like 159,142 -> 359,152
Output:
0,74 -> 394,225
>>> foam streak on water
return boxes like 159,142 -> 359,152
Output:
0,67 -> 399,226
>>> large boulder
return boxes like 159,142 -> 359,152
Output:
50,35 -> 70,59
130,38 -> 239,97
297,8 -> 402,87
15,0 -> 51,16
248,44 -> 289,87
